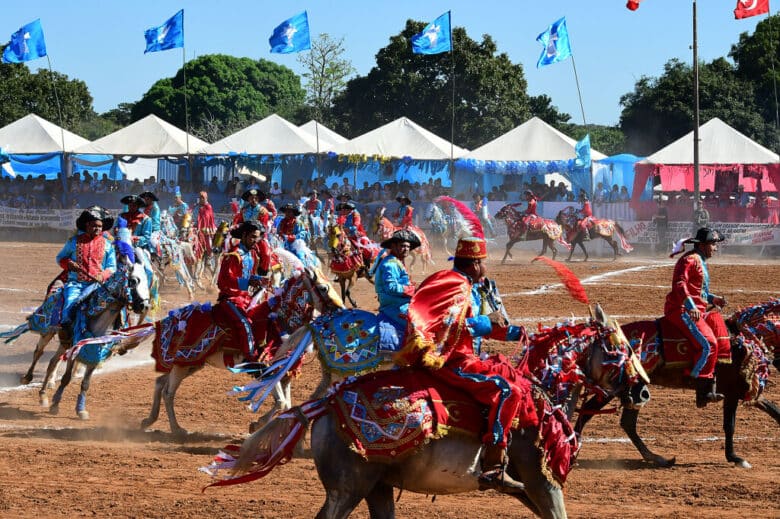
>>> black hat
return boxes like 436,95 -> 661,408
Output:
689,227 -> 725,244
76,206 -> 114,232
337,202 -> 356,211
380,229 -> 421,250
524,189 -> 536,198
280,203 -> 301,216
396,194 -> 412,205
308,189 -> 319,196
120,194 -> 147,208
229,221 -> 263,239
241,188 -> 267,202
337,193 -> 353,201
139,191 -> 159,202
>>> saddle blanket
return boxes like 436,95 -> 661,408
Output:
310,309 -> 385,375
152,303 -> 226,372
330,368 -> 578,485
28,287 -> 64,334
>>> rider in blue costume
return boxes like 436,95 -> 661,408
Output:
277,203 -> 307,261
119,194 -> 153,252
56,207 -> 117,345
370,229 -> 419,351
140,191 -> 161,233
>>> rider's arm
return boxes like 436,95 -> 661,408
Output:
379,260 -> 415,297
56,237 -> 76,270
101,237 -> 117,281
672,256 -> 697,310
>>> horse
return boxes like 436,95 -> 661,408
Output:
189,220 -> 230,290
574,298 -> 780,468
555,206 -> 633,262
326,223 -> 375,307
425,202 -> 469,255
76,267 -> 344,436
374,206 -> 434,274
150,211 -> 196,297
494,204 -> 569,264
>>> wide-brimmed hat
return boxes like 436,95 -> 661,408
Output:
76,206 -> 114,232
241,188 -> 267,202
279,203 -> 301,216
688,227 -> 725,244
381,229 -> 421,250
229,221 -> 263,239
120,194 -> 147,208
337,202 -> 355,211
139,191 -> 159,202
396,193 -> 412,205
454,237 -> 487,260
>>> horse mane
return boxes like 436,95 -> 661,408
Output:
531,256 -> 589,304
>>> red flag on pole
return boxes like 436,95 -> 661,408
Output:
734,0 -> 770,19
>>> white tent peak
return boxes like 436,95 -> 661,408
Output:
0,113 -> 90,153
331,116 -> 466,160
299,120 -> 348,147
74,114 -> 208,156
641,117 -> 779,165
466,117 -> 607,161
203,113 -> 322,155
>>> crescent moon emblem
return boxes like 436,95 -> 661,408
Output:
740,0 -> 759,9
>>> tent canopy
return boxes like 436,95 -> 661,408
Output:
299,120 -> 347,148
203,113 -> 321,155
465,117 -> 607,161
0,114 -> 89,153
331,117 -> 466,160
74,114 -> 209,156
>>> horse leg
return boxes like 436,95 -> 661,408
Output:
141,373 -> 169,429
509,427 -> 566,519
364,482 -> 395,519
723,395 -> 751,468
566,239 -> 575,262
21,331 -> 55,385
501,240 -> 515,264
620,407 -> 676,467
39,343 -> 67,407
49,356 -> 77,415
75,365 -> 97,420
610,238 -> 619,261
346,277 -> 357,308
162,364 -> 199,436
579,241 -> 588,262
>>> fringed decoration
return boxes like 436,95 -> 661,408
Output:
201,398 -> 328,489
434,196 -> 484,239
531,256 -> 589,304
0,322 -> 29,345
67,322 -> 156,359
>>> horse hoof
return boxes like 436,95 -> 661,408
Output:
77,410 -> 90,420
39,394 -> 49,408
20,375 -> 32,385
172,427 -> 189,438
49,404 -> 59,415
730,458 -> 752,469
140,418 -> 154,429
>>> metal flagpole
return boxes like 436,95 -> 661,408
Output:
570,55 -> 587,125
449,11 -> 455,183
182,46 -> 192,188
315,121 -> 321,180
692,0 -> 701,219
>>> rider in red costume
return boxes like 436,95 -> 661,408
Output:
578,191 -> 594,239
518,190 -> 538,241
664,227 -> 727,407
395,194 -> 414,228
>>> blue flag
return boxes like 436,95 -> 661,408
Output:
269,11 -> 311,54
536,17 -> 572,68
575,134 -> 591,169
2,19 -> 47,63
144,10 -> 184,54
411,11 -> 452,55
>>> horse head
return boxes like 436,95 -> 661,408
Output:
303,266 -> 345,312
125,248 -> 151,314
727,298 -> 780,366
495,204 -> 521,222
327,224 -> 343,251
212,221 -> 230,250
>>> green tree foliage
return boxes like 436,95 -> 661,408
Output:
567,124 -> 626,157
619,58 -> 773,155
131,54 -> 306,141
331,20 -> 530,150
528,94 -> 571,128
298,34 -> 355,128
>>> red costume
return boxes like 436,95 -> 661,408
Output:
263,199 -> 277,220
524,197 -> 537,216
663,250 -> 726,379
579,199 -> 594,233
194,194 -> 217,252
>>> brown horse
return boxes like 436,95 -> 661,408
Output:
373,206 -> 434,274
326,223 -> 375,307
494,204 -> 569,264
555,206 -> 633,261
575,298 -> 780,468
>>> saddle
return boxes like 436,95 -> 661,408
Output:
152,303 -> 227,372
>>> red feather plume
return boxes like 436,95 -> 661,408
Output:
435,196 -> 484,239
531,256 -> 589,304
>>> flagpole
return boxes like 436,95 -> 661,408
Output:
569,56 -> 587,125
182,45 -> 192,188
692,0 -> 701,218
449,11 -> 455,180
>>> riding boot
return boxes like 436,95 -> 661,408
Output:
477,444 -> 525,494
695,377 -> 724,408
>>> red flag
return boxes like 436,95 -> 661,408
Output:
734,0 -> 770,19
626,1 -> 643,10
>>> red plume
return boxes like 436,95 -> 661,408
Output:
435,196 -> 484,239
531,256 -> 589,304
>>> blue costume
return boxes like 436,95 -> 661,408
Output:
343,210 -> 364,238
169,200 -> 189,228
372,253 -> 414,351
145,201 -> 161,233
120,210 -> 153,251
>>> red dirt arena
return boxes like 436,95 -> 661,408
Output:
0,241 -> 778,518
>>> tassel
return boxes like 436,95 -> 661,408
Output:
531,256 -> 589,305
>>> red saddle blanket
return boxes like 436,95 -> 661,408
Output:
152,304 -> 227,372
330,368 -> 578,485
621,314 -> 731,374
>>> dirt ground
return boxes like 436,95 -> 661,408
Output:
0,241 -> 778,518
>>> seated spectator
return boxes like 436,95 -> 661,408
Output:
341,177 -> 354,194
291,179 -> 304,200
208,176 -> 220,193
593,182 -> 609,204
608,184 -> 621,202
269,181 -> 283,197
618,185 -> 630,202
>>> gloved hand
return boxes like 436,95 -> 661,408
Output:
487,310 -> 508,328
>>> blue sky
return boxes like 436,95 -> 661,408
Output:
1,1 -> 769,127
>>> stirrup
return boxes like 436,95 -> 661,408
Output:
478,467 -> 525,494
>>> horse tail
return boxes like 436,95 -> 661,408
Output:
0,322 -> 30,345
613,222 -> 634,253
754,397 -> 780,425
201,397 -> 329,489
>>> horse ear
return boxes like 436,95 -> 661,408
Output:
592,302 -> 607,324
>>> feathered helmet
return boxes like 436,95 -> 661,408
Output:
670,227 -> 725,258
435,196 -> 487,260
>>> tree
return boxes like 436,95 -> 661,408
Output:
131,54 -> 306,140
331,20 -> 530,149
297,34 -> 355,127
101,102 -> 135,127
528,94 -> 571,128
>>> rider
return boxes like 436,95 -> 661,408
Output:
212,221 -> 268,361
396,236 -> 529,494
56,207 -> 117,345
518,189 -> 538,241
192,191 -> 217,254
665,227 -> 728,408
277,203 -> 307,260
305,189 -> 324,239
169,187 -> 189,230
337,199 -> 374,268
370,229 -> 419,350
119,194 -> 152,252
473,193 -> 496,238
578,190 -> 594,240
235,189 -> 271,229
395,194 -> 414,229
140,191 -> 161,233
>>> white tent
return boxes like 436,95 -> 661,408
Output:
641,117 -> 778,164
331,117 -> 467,160
74,114 -> 208,156
0,113 -> 89,153
203,113 -> 321,155
299,120 -> 348,148
465,117 -> 607,161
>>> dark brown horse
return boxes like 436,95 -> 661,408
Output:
574,299 -> 780,468
494,204 -> 569,264
555,206 -> 633,262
